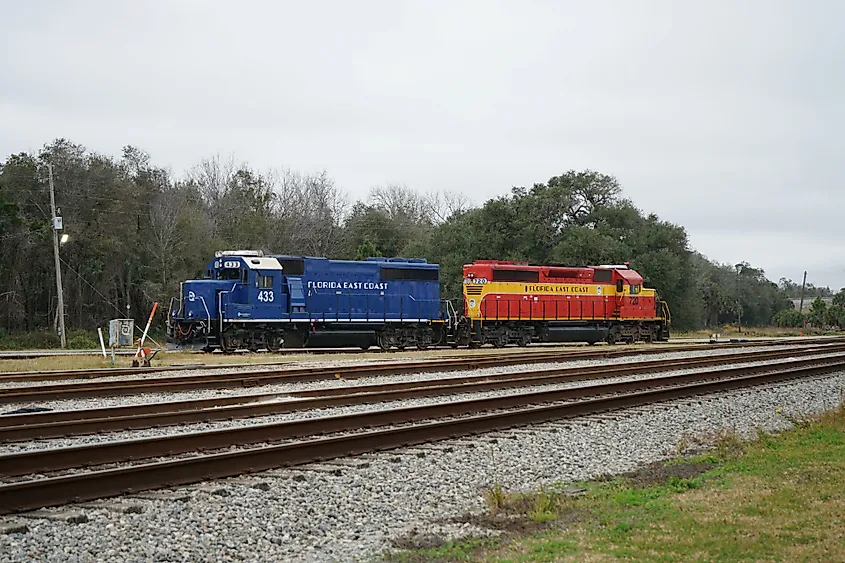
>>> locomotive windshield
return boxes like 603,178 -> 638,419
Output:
220,268 -> 241,281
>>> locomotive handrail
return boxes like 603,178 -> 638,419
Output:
198,296 -> 211,329
218,283 -> 238,335
166,297 -> 177,330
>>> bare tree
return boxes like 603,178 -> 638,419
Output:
147,185 -> 187,286
270,169 -> 349,256
187,155 -> 238,237
369,183 -> 430,223
426,189 -> 471,224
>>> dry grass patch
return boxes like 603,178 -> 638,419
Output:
674,326 -> 840,339
0,341 -> 648,373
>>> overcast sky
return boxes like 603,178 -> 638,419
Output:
2,1 -> 843,289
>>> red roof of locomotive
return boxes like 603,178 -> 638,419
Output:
615,269 -> 644,283
466,260 -> 645,285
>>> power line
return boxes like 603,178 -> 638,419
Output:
59,256 -> 163,348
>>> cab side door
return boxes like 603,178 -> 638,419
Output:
252,270 -> 284,320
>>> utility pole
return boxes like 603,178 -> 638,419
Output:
735,263 -> 743,333
798,270 -> 808,313
48,163 -> 67,348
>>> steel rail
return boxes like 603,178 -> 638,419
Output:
0,356 -> 843,514
2,353 -> 844,478
2,341 -> 843,404
0,349 -> 547,382
0,344 -> 575,361
3,337 -> 842,383
1,345 -> 842,441
0,343 -> 716,383
4,335 -> 836,363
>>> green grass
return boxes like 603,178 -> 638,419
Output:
386,538 -> 499,562
388,404 -> 845,562
0,328 -> 102,350
673,325 -> 842,339
0,328 -> 173,351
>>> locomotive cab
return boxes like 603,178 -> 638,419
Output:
168,250 -> 271,350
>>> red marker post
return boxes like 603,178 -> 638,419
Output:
134,301 -> 159,366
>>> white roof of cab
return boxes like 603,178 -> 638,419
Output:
242,257 -> 283,270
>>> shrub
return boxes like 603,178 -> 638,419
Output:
773,309 -> 805,328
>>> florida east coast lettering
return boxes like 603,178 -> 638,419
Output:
523,284 -> 598,294
307,281 -> 388,290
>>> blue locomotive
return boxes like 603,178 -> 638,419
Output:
167,251 -> 460,352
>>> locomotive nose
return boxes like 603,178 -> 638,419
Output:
182,280 -> 220,320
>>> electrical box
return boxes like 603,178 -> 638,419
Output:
108,319 -> 135,347
53,217 -> 63,230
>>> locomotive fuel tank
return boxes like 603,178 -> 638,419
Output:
302,329 -> 376,349
540,322 -> 610,344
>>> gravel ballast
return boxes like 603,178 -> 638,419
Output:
2,368 -> 844,562
0,344 -> 825,413
2,350 -> 842,456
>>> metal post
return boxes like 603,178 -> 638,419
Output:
735,264 -> 743,333
97,327 -> 107,359
48,163 -> 67,349
798,270 -> 807,313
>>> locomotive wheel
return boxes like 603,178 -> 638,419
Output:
606,332 -> 618,345
220,331 -> 243,353
377,332 -> 394,350
267,334 -> 283,352
415,329 -> 432,350
517,335 -> 531,347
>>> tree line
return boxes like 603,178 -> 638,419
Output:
0,139 -> 834,338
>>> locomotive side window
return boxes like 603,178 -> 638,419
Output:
381,267 -> 439,281
241,270 -> 248,283
616,280 -> 624,293
278,259 -> 305,276
491,269 -> 539,282
258,275 -> 273,289
593,269 -> 612,283
630,284 -> 641,295
221,268 -> 241,281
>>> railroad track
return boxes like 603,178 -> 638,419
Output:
1,345 -> 843,441
3,336 -> 843,384
1,343 -> 706,382
0,349 -> 844,513
3,340 -> 844,405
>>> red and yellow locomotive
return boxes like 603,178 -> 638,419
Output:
457,260 -> 670,347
